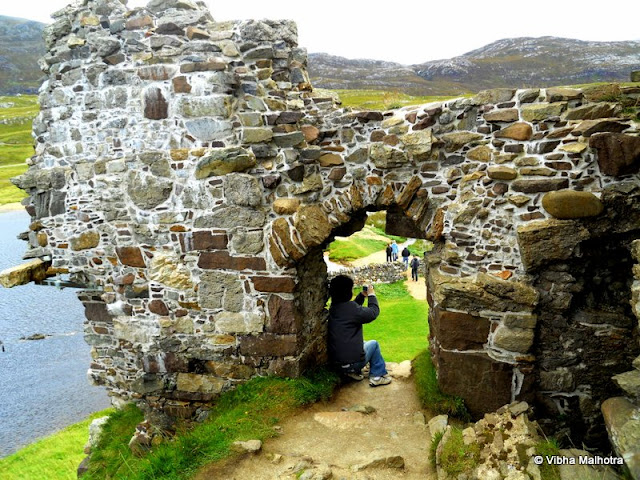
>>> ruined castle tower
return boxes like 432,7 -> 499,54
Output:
3,0 -> 640,456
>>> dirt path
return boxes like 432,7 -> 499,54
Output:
404,276 -> 427,301
196,362 -> 437,480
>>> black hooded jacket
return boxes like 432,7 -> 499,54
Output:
328,293 -> 380,364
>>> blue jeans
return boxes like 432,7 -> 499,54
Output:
403,257 -> 409,269
352,340 -> 388,377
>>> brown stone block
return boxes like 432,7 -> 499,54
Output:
180,231 -> 228,252
267,295 -> 302,334
397,175 -> 423,210
590,133 -> 640,177
149,299 -> 169,316
377,184 -> 396,207
431,307 -> 491,350
172,76 -> 192,93
318,153 -> 344,167
329,167 -> 347,181
294,205 -> 332,249
542,190 -> 604,219
426,208 -> 445,241
84,302 -> 113,323
301,125 -> 320,143
239,333 -> 298,356
483,108 -> 519,123
116,247 -> 146,267
272,218 -> 305,261
350,185 -> 364,210
251,276 -> 296,293
268,236 -> 291,268
143,353 -> 188,373
198,251 -> 267,271
496,122 -> 533,141
143,87 -> 168,120
366,176 -> 382,186
437,350 -> 514,419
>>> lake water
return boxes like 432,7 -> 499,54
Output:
0,209 -> 111,458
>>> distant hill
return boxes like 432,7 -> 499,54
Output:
0,16 -> 46,95
309,37 -> 640,95
1,15 -> 639,98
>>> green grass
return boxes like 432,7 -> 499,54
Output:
333,89 -> 464,111
0,163 -> 28,204
83,370 -> 339,480
535,438 -> 562,480
363,281 -> 429,362
0,409 -> 116,480
329,236 -> 389,263
408,239 -> 433,257
413,350 -> 470,420
0,95 -> 37,205
437,427 -> 481,477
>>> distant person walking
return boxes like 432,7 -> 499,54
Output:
391,241 -> 398,261
386,243 -> 392,262
410,255 -> 420,281
402,247 -> 410,270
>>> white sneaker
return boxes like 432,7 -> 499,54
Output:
369,375 -> 392,387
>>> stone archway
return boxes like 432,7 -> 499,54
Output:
3,0 -> 640,444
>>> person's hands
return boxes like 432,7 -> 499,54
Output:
366,284 -> 375,296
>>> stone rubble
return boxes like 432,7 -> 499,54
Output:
434,402 -> 622,480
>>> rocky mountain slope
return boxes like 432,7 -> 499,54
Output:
0,16 -> 46,95
1,13 -> 638,97
309,36 -> 640,95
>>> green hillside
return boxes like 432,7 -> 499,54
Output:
0,95 -> 38,205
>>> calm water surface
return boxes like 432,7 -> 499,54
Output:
0,209 -> 111,457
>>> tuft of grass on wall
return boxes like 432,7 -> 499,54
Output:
0,409 -> 116,480
84,370 -> 339,480
534,437 -> 562,480
363,281 -> 429,362
413,350 -> 470,420
438,427 -> 481,477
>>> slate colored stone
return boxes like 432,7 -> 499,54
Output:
512,178 -> 568,193
127,172 -> 173,210
195,147 -> 257,178
517,219 -> 590,271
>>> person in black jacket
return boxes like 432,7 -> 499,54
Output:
410,255 -> 420,281
385,243 -> 392,262
402,246 -> 410,270
327,275 -> 391,387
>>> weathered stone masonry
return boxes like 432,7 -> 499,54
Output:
7,0 -> 640,456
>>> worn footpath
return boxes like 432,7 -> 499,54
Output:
195,361 -> 436,480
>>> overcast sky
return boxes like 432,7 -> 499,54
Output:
2,0 -> 639,64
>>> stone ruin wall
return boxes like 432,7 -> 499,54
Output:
10,0 -> 640,447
